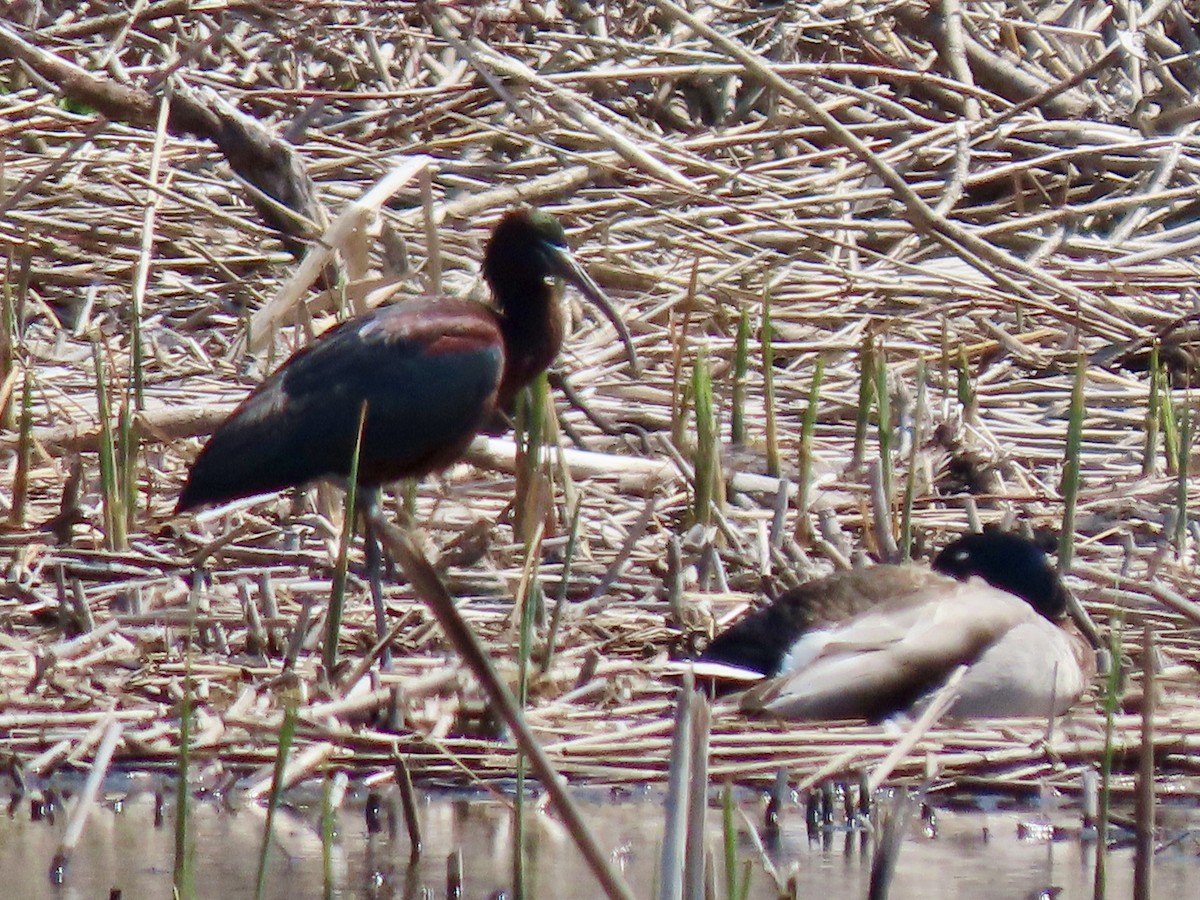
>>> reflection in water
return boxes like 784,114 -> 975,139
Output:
0,776 -> 1196,899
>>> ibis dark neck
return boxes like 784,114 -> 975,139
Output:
495,276 -> 563,404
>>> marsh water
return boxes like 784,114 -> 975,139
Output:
2,777 -> 1198,899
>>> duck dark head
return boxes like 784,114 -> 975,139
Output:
481,209 -> 638,376
933,531 -> 1068,621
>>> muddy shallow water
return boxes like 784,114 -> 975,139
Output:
2,778 -> 1197,899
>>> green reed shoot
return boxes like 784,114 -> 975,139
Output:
852,334 -> 874,468
875,343 -> 893,507
1141,344 -> 1160,477
131,290 -> 145,411
9,367 -> 32,526
173,672 -> 193,899
671,320 -> 688,450
1093,620 -> 1124,900
512,778 -> 528,900
92,343 -> 126,550
794,356 -> 824,542
3,248 -> 32,430
660,683 -> 694,900
513,369 -> 553,899
1133,622 -> 1156,900
761,289 -> 779,477
0,266 -> 15,430
721,783 -> 751,900
730,306 -> 749,445
1175,396 -> 1190,550
900,358 -> 926,562
243,305 -> 260,371
325,402 -> 367,676
118,393 -> 139,533
254,700 -> 299,900
513,521 -> 544,900
956,345 -> 975,410
516,524 -> 544,709
670,277 -> 697,452
1058,353 -> 1085,568
548,397 -> 579,521
515,372 -> 551,546
1160,367 -> 1179,476
692,346 -> 722,526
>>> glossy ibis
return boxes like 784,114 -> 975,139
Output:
177,208 -> 638,647
693,531 -> 1096,720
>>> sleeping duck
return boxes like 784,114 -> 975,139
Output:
693,531 -> 1097,720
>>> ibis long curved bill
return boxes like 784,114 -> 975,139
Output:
548,244 -> 639,375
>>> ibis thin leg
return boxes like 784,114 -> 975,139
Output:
362,491 -> 391,668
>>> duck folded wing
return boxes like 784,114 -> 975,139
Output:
696,565 -> 952,679
742,577 -> 1058,720
948,618 -> 1094,717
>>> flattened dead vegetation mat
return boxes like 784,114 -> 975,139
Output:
1,1 -> 1199,800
